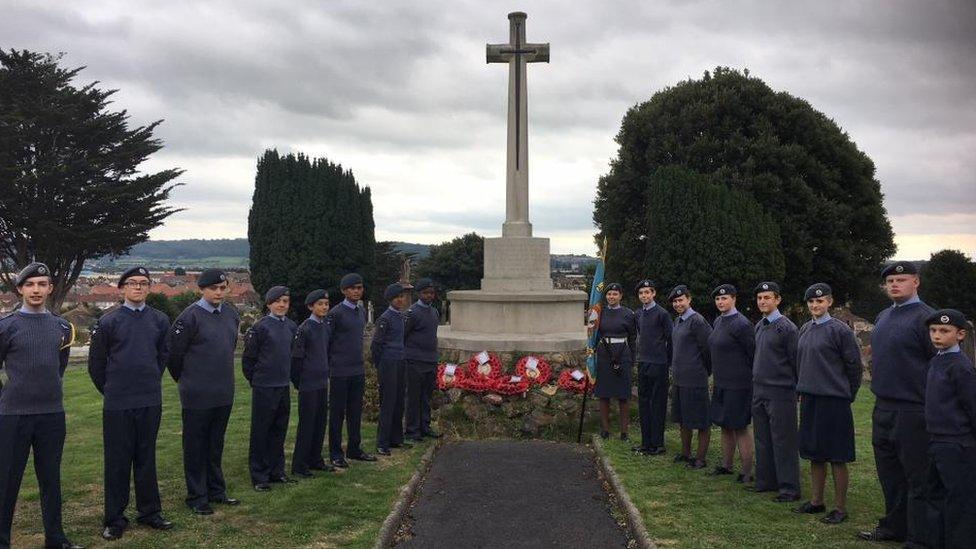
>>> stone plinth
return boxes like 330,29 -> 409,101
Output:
481,236 -> 552,291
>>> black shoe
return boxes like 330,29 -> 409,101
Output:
632,447 -> 654,456
377,448 -> 392,456
331,458 -> 349,468
821,509 -> 848,524
406,436 -> 425,443
271,475 -> 297,484
673,454 -> 690,463
55,541 -> 85,549
773,493 -> 801,503
619,433 -> 629,441
138,516 -> 174,530
210,496 -> 240,506
687,459 -> 707,469
101,526 -> 124,540
293,470 -> 314,478
793,501 -> 827,514
736,473 -> 754,484
424,430 -> 442,439
648,446 -> 667,455
600,431 -> 610,440
745,485 -> 775,493
190,504 -> 214,515
709,466 -> 733,476
856,528 -> 902,542
390,442 -> 413,449
311,464 -> 336,472
253,483 -> 271,492
350,452 -> 378,462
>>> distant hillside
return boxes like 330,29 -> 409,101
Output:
391,241 -> 431,259
125,238 -> 250,259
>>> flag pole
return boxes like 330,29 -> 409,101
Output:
577,237 -> 608,443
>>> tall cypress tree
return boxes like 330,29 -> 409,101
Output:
248,150 -> 376,317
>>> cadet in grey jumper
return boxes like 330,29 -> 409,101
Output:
371,283 -> 409,454
242,286 -> 297,489
291,289 -> 333,476
861,261 -> 935,545
634,279 -> 672,454
167,268 -> 240,512
404,278 -> 441,440
87,266 -> 172,537
0,262 -> 80,549
667,285 -> 712,469
750,281 -> 801,500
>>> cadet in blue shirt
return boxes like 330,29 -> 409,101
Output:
242,286 -> 298,492
404,278 -> 441,441
593,283 -> 638,441
327,273 -> 377,467
923,309 -> 976,549
793,283 -> 862,525
859,261 -> 936,545
0,263 -> 83,549
371,283 -> 410,456
668,285 -> 713,469
88,266 -> 173,540
167,268 -> 241,515
632,279 -> 672,456
708,284 -> 756,481
290,289 -> 334,477
749,282 -> 802,502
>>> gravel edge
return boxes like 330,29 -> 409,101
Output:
373,440 -> 441,549
592,435 -> 657,549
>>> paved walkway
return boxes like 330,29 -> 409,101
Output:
395,440 -> 630,548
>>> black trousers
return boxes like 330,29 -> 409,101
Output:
925,442 -> 976,549
329,375 -> 365,461
181,405 -> 232,508
405,360 -> 436,439
872,406 -> 929,543
248,386 -> 290,484
376,359 -> 406,449
103,405 -> 162,527
0,413 -> 67,548
752,398 -> 800,497
636,362 -> 669,450
292,387 -> 328,474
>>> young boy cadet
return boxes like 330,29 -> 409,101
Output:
242,286 -> 297,492
371,283 -> 410,456
404,278 -> 441,442
0,263 -> 83,549
923,309 -> 975,549
327,273 -> 376,468
708,284 -> 756,481
860,261 -> 935,545
167,268 -> 241,515
88,266 -> 173,540
668,285 -> 713,469
632,279 -> 672,456
750,281 -> 801,502
291,289 -> 334,477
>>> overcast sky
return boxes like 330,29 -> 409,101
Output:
4,1 -> 974,258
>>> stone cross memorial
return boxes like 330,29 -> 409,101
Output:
438,12 -> 588,353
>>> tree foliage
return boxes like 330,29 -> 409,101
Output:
594,67 -> 895,305
416,233 -> 484,293
625,166 -> 784,315
920,249 -> 976,320
0,49 -> 181,307
248,149 -> 375,317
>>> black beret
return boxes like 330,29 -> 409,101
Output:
881,261 -> 919,278
605,282 -> 623,293
14,262 -> 51,287
197,268 -> 228,288
340,272 -> 364,290
635,279 -> 656,292
415,278 -> 435,292
754,281 -> 781,295
264,285 -> 289,304
118,266 -> 151,288
384,283 -> 408,302
668,285 -> 690,302
804,283 -> 832,301
926,309 -> 968,330
711,284 -> 737,298
305,289 -> 328,307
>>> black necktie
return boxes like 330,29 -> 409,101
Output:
213,309 -> 220,315
763,318 -> 770,326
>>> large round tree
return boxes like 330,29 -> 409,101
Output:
594,67 -> 895,304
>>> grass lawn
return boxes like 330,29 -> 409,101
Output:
602,390 -> 885,548
10,364 -> 431,548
